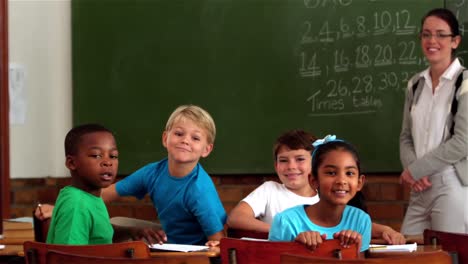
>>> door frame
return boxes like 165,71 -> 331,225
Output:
0,0 -> 11,225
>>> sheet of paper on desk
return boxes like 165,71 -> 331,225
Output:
240,237 -> 268,241
0,245 -> 5,250
149,243 -> 209,252
369,242 -> 417,252
5,217 -> 33,223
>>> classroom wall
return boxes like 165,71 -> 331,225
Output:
8,0 -> 71,179
9,174 -> 410,231
6,1 -> 409,227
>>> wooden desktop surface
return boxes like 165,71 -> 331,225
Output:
0,245 -> 24,256
0,236 -> 220,258
0,237 -> 34,245
0,233 -> 434,259
367,245 -> 442,258
0,235 -> 34,256
2,247 -> 220,258
0,231 -> 34,256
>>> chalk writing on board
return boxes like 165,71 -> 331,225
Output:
301,10 -> 417,44
298,4 -> 425,116
304,0 -> 352,9
300,43 -> 421,76
449,0 -> 467,65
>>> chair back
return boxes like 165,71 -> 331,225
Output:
220,237 -> 359,264
227,227 -> 269,239
424,229 -> 468,264
46,250 -> 210,264
280,251 -> 452,264
32,211 -> 50,243
23,241 -> 150,264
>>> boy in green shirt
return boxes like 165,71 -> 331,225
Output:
47,124 -> 163,244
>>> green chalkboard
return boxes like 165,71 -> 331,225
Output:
72,0 -> 445,174
447,0 -> 468,65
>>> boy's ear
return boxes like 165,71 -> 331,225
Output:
356,174 -> 366,191
65,155 -> 77,171
201,143 -> 213,158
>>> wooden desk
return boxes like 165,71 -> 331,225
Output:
367,245 -> 442,258
0,245 -> 24,256
0,237 -> 33,245
2,238 -> 220,258
0,236 -> 34,257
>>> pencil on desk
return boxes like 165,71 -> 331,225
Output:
37,203 -> 43,216
369,245 -> 387,249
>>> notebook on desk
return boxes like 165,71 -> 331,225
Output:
369,242 -> 417,252
149,243 -> 209,252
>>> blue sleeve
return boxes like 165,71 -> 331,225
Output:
115,163 -> 155,200
186,179 -> 226,237
268,213 -> 295,241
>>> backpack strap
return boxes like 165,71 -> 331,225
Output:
412,79 -> 419,94
409,76 -> 424,112
449,69 -> 467,135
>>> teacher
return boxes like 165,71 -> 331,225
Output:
399,8 -> 467,235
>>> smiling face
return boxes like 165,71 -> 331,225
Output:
162,117 -> 213,167
313,149 -> 364,206
421,16 -> 460,67
275,146 -> 312,194
66,131 -> 118,196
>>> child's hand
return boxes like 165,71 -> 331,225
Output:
295,231 -> 327,251
381,228 -> 406,245
131,227 -> 167,245
333,230 -> 361,249
205,240 -> 220,247
34,203 -> 54,220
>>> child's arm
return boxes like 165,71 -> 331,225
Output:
295,231 -> 327,251
205,231 -> 224,247
101,184 -> 121,203
227,202 -> 270,233
371,223 -> 406,245
112,225 -> 167,244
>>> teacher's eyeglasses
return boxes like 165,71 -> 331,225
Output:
419,32 -> 454,40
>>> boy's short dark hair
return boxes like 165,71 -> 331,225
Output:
65,124 -> 113,156
273,129 -> 317,160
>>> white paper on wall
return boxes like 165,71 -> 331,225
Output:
9,63 -> 27,125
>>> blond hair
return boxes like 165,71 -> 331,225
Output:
165,105 -> 216,144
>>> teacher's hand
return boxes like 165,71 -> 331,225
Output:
399,169 -> 415,187
411,176 -> 432,192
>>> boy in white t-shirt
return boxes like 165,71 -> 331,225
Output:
227,129 -> 406,245
227,129 -> 318,233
